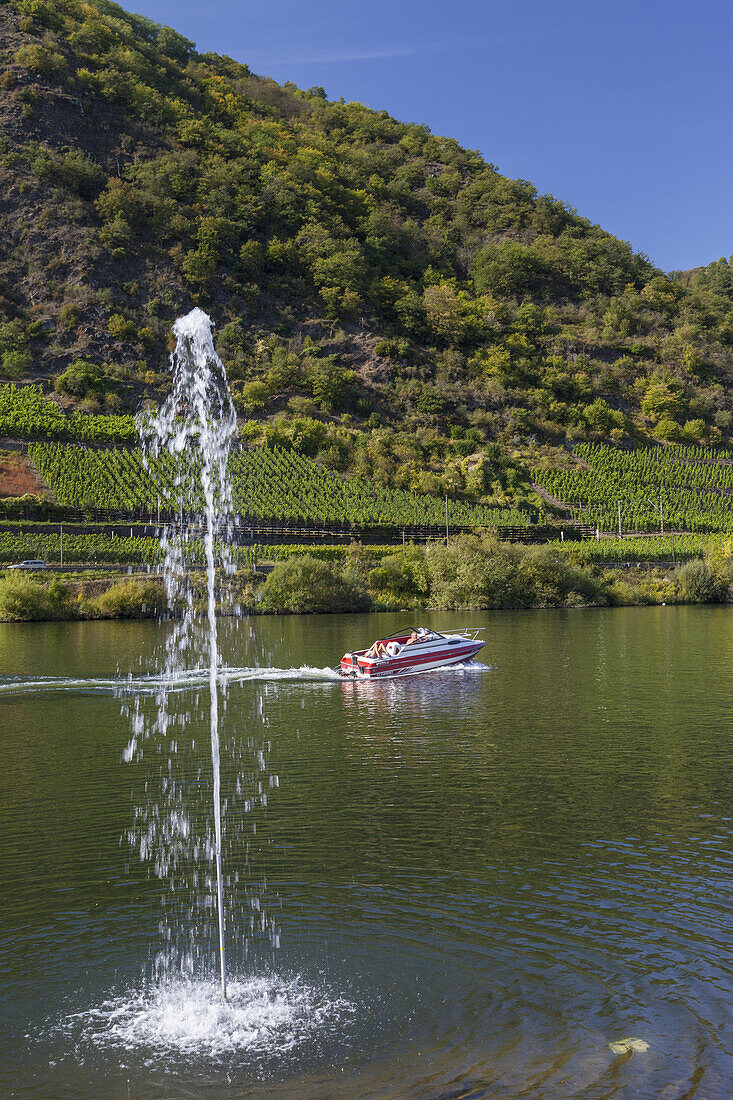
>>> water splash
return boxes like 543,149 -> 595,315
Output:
58,974 -> 355,1059
134,308 -> 238,999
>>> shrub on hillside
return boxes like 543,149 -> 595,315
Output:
31,146 -> 106,199
259,556 -> 369,613
55,360 -> 105,398
14,39 -> 67,78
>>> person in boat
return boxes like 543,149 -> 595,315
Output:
404,631 -> 420,646
365,639 -> 388,658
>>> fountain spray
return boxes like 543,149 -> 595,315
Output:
141,308 -> 236,1000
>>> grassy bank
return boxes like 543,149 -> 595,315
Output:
1,536 -> 731,621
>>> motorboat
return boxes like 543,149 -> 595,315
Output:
338,627 -> 485,680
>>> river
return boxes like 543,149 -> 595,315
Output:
0,606 -> 732,1098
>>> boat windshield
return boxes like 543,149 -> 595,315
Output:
405,628 -> 444,644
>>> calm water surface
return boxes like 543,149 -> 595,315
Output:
1,607 -> 732,1098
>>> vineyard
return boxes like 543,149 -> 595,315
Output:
535,443 -> 733,533
0,384 -> 136,443
0,529 -> 160,564
559,534 -> 722,563
28,443 -> 527,529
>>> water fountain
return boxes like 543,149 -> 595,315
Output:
138,306 -> 237,1000
44,309 -> 353,1062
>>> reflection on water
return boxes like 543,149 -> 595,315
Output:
0,607 -> 732,1098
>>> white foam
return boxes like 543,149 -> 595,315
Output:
171,305 -> 213,341
63,974 -> 354,1058
0,666 -> 343,696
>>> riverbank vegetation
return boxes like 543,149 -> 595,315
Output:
2,536 -> 730,621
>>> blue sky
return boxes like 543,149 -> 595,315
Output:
130,0 -> 733,272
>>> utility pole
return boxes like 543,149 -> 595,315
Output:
445,494 -> 449,546
659,496 -> 664,535
60,524 -> 63,568
617,500 -> 622,538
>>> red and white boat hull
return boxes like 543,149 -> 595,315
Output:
339,631 -> 485,679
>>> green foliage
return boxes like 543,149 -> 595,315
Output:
259,555 -> 369,612
0,528 -> 160,563
2,0 -> 733,488
368,546 -> 429,600
641,378 -> 685,423
582,398 -> 626,434
107,314 -> 138,340
305,358 -> 354,412
0,317 -> 33,380
90,577 -> 165,617
31,145 -> 106,198
14,37 -> 67,78
560,534 -> 718,563
472,240 -> 546,297
0,572 -> 72,620
423,535 -> 604,609
54,360 -> 104,397
1,348 -> 32,379
673,559 -> 727,603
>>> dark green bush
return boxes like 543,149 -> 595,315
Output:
368,547 -> 429,601
259,556 -> 369,613
54,360 -> 105,398
424,535 -> 606,609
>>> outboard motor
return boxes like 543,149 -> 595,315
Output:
345,652 -> 359,677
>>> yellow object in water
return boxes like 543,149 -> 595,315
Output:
608,1037 -> 650,1055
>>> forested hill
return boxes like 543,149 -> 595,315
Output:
0,0 -> 732,501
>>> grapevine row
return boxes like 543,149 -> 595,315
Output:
29,443 -> 527,528
535,443 -> 733,533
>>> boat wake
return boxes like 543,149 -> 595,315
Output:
0,661 -> 491,697
53,973 -> 355,1060
0,666 -> 343,696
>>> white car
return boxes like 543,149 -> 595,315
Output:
8,560 -> 47,570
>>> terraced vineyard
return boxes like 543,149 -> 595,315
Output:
536,443 -> 733,533
0,384 -> 136,443
29,443 -> 527,529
